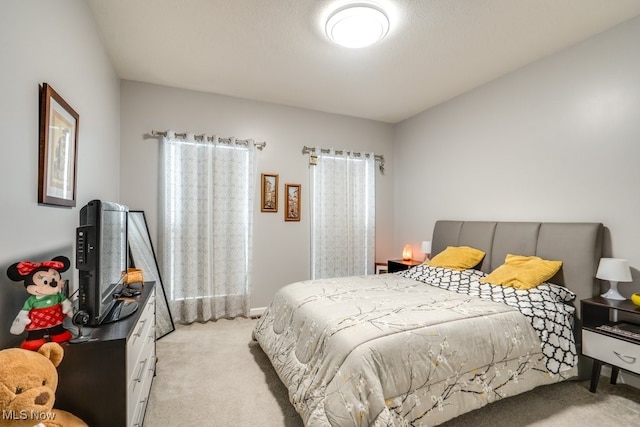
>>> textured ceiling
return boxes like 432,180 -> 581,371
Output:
86,0 -> 640,123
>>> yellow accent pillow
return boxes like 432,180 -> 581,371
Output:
480,254 -> 562,290
427,246 -> 486,271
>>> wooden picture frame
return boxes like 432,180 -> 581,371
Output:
261,173 -> 278,212
284,183 -> 301,221
38,83 -> 79,207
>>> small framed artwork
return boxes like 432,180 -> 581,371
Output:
261,173 -> 278,212
38,83 -> 79,207
284,183 -> 301,221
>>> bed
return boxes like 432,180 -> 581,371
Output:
253,221 -> 603,426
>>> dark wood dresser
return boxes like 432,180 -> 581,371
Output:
56,282 -> 156,427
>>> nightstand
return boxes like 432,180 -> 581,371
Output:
581,297 -> 640,393
388,259 -> 422,273
375,262 -> 388,274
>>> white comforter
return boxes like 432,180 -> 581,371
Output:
253,267 -> 578,426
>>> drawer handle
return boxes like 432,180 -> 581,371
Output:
613,351 -> 637,364
134,319 -> 147,337
133,397 -> 148,427
135,358 -> 149,382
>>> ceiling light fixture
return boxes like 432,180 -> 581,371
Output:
326,4 -> 389,48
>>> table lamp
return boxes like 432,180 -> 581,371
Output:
421,241 -> 432,261
402,245 -> 413,261
596,258 -> 632,300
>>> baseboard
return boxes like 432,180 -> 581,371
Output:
249,307 -> 266,318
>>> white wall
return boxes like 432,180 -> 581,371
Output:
0,1 -> 120,274
119,81 -> 395,309
394,16 -> 640,297
6,0 -> 632,313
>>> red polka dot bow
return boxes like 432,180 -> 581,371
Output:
16,260 -> 64,276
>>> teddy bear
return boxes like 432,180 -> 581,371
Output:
6,256 -> 74,351
0,342 -> 87,427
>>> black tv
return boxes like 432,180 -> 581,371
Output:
76,200 -> 133,325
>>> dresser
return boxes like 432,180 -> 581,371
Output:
57,282 -> 156,427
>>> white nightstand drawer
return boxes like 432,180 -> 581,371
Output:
583,330 -> 640,374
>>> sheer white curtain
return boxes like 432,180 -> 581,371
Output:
159,132 -> 256,323
310,149 -> 375,279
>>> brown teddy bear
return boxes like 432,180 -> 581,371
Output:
0,342 -> 86,427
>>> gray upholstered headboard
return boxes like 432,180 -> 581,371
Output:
431,221 -> 604,319
432,221 -> 603,379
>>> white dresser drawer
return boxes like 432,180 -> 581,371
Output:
125,287 -> 156,427
127,290 -> 155,378
127,333 -> 156,426
128,329 -> 155,394
583,330 -> 640,374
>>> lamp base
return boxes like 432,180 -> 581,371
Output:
601,282 -> 626,300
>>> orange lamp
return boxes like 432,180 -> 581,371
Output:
402,244 -> 413,261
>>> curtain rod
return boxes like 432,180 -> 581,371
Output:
150,130 -> 266,150
302,146 -> 385,174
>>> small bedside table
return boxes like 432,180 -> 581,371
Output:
375,262 -> 388,274
388,259 -> 422,273
581,297 -> 640,393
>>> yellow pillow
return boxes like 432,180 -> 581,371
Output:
480,254 -> 562,290
427,246 -> 486,270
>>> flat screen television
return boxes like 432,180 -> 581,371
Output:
76,200 -> 133,325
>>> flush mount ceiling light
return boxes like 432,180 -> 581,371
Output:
326,4 -> 390,48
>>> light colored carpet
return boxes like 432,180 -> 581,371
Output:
144,318 -> 640,426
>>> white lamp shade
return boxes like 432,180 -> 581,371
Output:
421,241 -> 432,254
596,258 -> 632,282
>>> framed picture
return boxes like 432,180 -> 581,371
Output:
261,173 -> 278,212
38,83 -> 79,207
284,183 -> 301,221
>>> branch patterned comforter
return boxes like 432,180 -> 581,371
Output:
253,266 -> 578,426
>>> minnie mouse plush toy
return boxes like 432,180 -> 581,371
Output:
6,256 -> 74,350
